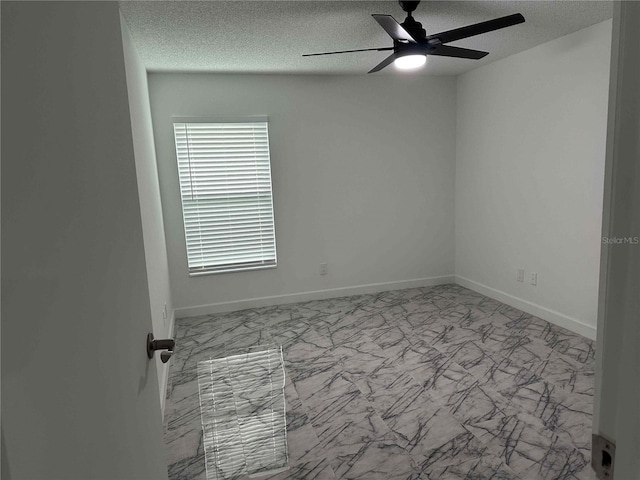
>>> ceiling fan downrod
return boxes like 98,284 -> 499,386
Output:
398,1 -> 426,40
398,1 -> 420,15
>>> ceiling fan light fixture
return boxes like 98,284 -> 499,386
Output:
394,54 -> 427,70
302,0 -> 525,74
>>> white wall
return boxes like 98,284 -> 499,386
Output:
1,2 -> 168,478
120,14 -> 174,412
148,74 -> 457,314
455,20 -> 612,339
594,2 -> 640,477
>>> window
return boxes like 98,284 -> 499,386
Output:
173,119 -> 277,275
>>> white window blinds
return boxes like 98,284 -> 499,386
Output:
173,121 -> 277,275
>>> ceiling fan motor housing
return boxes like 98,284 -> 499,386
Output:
393,42 -> 428,57
400,16 -> 427,41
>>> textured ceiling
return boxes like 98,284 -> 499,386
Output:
119,1 -> 612,76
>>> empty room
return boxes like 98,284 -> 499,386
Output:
2,1 -> 639,480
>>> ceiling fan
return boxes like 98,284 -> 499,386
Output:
303,1 -> 525,73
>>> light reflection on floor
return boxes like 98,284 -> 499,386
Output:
197,346 -> 288,480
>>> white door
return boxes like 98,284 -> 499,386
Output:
593,2 -> 640,478
1,2 -> 169,478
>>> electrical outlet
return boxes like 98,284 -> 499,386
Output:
320,263 -> 328,276
517,269 -> 525,282
530,272 -> 537,286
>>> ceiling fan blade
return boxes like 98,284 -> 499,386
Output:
372,14 -> 417,43
302,47 -> 394,57
429,45 -> 489,60
426,13 -> 525,45
368,52 -> 399,74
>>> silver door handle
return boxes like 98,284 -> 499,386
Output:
146,333 -> 175,363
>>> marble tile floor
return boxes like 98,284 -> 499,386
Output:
164,284 -> 596,480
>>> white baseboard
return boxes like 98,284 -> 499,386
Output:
455,275 -> 596,340
160,311 -> 175,418
175,275 -> 455,319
